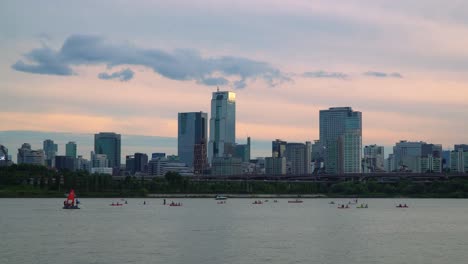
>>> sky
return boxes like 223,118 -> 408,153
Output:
1,0 -> 468,159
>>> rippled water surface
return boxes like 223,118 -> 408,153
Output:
1,198 -> 468,264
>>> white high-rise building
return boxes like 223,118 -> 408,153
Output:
319,107 -> 362,174
208,90 -> 236,164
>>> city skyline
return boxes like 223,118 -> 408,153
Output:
1,1 -> 468,151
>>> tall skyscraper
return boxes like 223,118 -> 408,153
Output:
178,112 -> 208,168
66,141 -> 77,158
208,90 -> 236,164
319,107 -> 362,174
94,132 -> 121,168
43,139 -> 58,166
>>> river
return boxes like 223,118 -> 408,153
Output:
1,198 -> 467,264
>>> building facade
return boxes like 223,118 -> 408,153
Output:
285,142 -> 312,175
319,107 -> 362,174
43,139 -> 58,167
55,155 -> 76,171
211,156 -> 242,176
363,145 -> 385,172
66,141 -> 77,158
235,137 -> 251,162
94,132 -> 121,168
178,112 -> 208,169
208,90 -> 236,164
450,145 -> 468,173
392,141 -> 442,173
265,157 -> 287,175
17,143 -> 45,166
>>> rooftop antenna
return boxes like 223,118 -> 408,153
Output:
217,86 -> 219,92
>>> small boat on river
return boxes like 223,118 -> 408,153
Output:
63,189 -> 80,209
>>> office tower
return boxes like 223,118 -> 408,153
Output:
178,112 -> 208,169
17,143 -> 45,166
285,142 -> 312,175
66,141 -> 77,158
363,145 -> 385,172
272,139 -> 287,158
94,132 -> 121,168
265,157 -> 287,175
450,144 -> 468,173
319,107 -> 362,174
55,156 -> 76,171
235,137 -> 251,162
43,139 -> 58,166
208,90 -> 236,164
393,141 -> 442,173
126,153 -> 148,175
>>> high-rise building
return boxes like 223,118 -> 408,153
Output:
272,139 -> 287,158
94,132 -> 121,168
17,143 -> 45,166
319,107 -> 362,174
55,155 -> 76,171
178,112 -> 208,168
363,145 -> 385,172
43,139 -> 58,167
285,142 -> 312,175
392,141 -> 442,173
208,90 -> 236,164
126,153 -> 148,175
265,157 -> 287,175
450,145 -> 468,173
235,137 -> 251,162
66,141 -> 77,158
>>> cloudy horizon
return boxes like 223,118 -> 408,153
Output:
2,0 -> 468,156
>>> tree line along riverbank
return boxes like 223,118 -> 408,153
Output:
1,164 -> 468,198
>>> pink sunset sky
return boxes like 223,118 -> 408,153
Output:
1,0 -> 468,156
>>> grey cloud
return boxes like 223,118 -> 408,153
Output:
12,34 -> 288,89
302,71 -> 348,79
98,68 -> 134,81
364,71 -> 403,78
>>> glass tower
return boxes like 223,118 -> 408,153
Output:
94,132 -> 121,168
319,107 -> 362,174
178,112 -> 208,168
66,141 -> 77,158
208,90 -> 236,164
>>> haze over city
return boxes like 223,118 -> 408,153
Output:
2,0 -> 468,155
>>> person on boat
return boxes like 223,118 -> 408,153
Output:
164,199 -> 166,205
340,204 -> 344,208
403,204 -> 407,207
144,201 -> 146,205
398,204 -> 402,207
345,205 -> 349,208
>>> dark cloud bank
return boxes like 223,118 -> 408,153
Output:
12,34 -> 288,88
